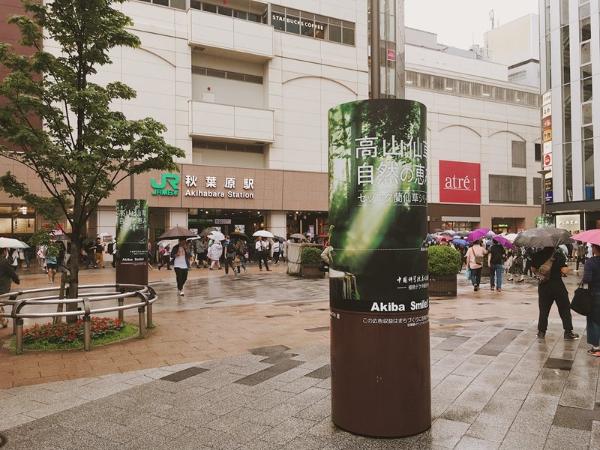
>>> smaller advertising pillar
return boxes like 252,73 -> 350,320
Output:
329,99 -> 430,438
115,199 -> 149,286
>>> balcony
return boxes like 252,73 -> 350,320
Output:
189,101 -> 274,142
188,9 -> 273,59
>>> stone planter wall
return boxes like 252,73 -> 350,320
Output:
428,273 -> 458,298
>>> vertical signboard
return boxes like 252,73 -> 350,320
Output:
116,200 -> 148,285
328,99 -> 430,437
542,91 -> 553,203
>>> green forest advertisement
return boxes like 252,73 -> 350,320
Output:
328,99 -> 429,314
116,200 -> 148,263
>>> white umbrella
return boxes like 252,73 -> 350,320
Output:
208,231 -> 226,241
505,233 -> 518,243
0,237 -> 29,249
253,230 -> 274,238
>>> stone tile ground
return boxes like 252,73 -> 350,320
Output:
1,268 -> 598,448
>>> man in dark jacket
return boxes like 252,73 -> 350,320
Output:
532,247 -> 579,340
489,241 -> 506,292
0,249 -> 20,328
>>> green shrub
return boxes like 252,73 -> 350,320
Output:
301,246 -> 322,266
428,245 -> 462,276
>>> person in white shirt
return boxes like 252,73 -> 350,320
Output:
255,237 -> 271,271
272,240 -> 281,264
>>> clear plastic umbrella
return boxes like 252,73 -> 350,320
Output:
253,230 -> 274,238
0,237 -> 29,249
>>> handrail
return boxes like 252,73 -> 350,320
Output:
0,284 -> 158,354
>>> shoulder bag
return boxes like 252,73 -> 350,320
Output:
571,282 -> 593,317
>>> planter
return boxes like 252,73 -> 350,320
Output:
301,265 -> 324,279
428,273 -> 457,298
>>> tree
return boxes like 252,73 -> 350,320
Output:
0,0 -> 184,302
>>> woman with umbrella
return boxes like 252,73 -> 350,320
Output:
207,232 -> 224,270
517,228 -> 579,340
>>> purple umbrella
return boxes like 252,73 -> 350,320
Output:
492,234 -> 514,249
467,228 -> 490,243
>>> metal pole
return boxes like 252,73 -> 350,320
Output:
118,298 -> 124,323
83,316 -> 91,351
395,0 -> 406,99
15,318 -> 23,355
138,306 -> 146,338
147,303 -> 154,329
370,0 -> 380,99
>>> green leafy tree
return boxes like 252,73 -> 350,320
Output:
0,0 -> 184,300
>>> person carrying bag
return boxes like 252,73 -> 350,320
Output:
582,244 -> 600,356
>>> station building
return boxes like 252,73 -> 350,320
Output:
0,0 -> 542,240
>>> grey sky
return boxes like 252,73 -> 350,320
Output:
405,0 -> 539,50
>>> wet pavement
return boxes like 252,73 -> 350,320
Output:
0,266 -> 598,449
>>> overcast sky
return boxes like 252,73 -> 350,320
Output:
404,0 -> 539,50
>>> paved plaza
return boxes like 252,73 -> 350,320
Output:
1,268 -> 599,449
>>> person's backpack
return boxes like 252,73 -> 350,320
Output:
107,242 -> 114,254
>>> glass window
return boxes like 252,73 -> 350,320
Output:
203,2 -> 217,13
285,9 -> 300,34
581,64 -> 592,79
535,143 -> 542,162
511,141 -> 527,168
154,0 -> 169,6
584,138 -> 595,200
561,27 -> 570,84
581,42 -> 591,64
494,87 -> 506,102
560,0 -> 569,25
218,6 -> 232,16
459,80 -> 470,96
444,78 -> 456,92
482,85 -> 492,97
329,23 -> 342,42
405,71 -> 417,86
579,3 -> 591,19
583,102 -> 593,125
583,124 -> 594,140
582,77 -> 593,102
271,6 -> 285,30
226,71 -> 244,81
206,68 -> 226,78
580,17 -> 591,41
315,15 -> 327,39
190,0 -> 201,9
170,0 -> 185,9
563,84 -> 572,142
471,83 -> 482,97
433,76 -> 444,91
300,12 -> 315,37
233,10 -> 247,20
247,12 -> 261,23
342,26 -> 355,45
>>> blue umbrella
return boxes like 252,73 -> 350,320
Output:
453,239 -> 468,247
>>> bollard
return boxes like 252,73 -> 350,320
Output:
83,316 -> 91,351
138,306 -> 146,338
146,302 -> 154,329
118,298 -> 124,323
15,318 -> 23,355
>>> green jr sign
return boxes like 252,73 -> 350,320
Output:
151,173 -> 180,197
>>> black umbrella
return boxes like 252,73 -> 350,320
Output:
230,231 -> 249,240
158,226 -> 195,240
200,227 -> 219,237
514,227 -> 572,248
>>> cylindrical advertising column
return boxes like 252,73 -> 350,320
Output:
328,99 -> 430,438
115,199 -> 149,286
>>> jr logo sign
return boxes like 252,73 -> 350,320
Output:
151,173 -> 180,197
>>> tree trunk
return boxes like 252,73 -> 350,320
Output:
66,225 -> 81,324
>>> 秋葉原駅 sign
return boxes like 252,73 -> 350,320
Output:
439,161 -> 481,204
183,175 -> 256,199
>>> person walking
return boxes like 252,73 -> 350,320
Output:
507,248 -> 525,282
255,237 -> 270,271
235,239 -> 247,273
576,241 -> 587,272
0,248 -> 19,328
158,244 -> 171,270
489,240 -> 506,292
95,238 -> 104,269
171,238 -> 190,296
466,240 -> 487,291
583,244 -> 600,355
272,239 -> 281,264
223,237 -> 237,276
45,245 -> 58,284
208,239 -> 223,270
532,247 -> 579,340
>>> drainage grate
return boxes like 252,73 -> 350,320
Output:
0,433 -> 7,448
160,367 -> 208,382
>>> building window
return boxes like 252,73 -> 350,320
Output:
535,143 -> 542,162
139,0 -> 185,9
190,1 -> 268,24
511,141 -> 527,168
192,66 -> 264,84
564,142 -> 573,201
584,139 -> 595,200
489,175 -> 527,204
270,5 -> 354,46
533,178 -> 542,205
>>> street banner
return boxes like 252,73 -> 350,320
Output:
116,199 -> 148,264
328,99 -> 429,314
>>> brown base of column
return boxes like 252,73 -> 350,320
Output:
116,262 -> 148,286
330,308 -> 431,438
